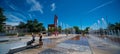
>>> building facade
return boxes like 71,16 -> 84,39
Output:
3,25 -> 17,34
48,15 -> 58,35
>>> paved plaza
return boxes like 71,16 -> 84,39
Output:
0,34 -> 120,54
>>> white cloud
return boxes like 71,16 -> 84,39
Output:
9,4 -> 17,10
5,21 -> 19,26
28,14 -> 32,19
5,14 -> 25,26
4,12 -> 25,22
51,3 -> 56,11
26,0 -> 43,14
6,0 -> 20,11
6,11 -> 27,20
14,13 -> 27,20
7,1 -> 27,20
88,0 -> 113,13
9,14 -> 24,22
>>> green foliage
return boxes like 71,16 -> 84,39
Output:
18,22 -> 26,29
84,27 -> 90,34
6,33 -> 16,36
18,33 -> 25,36
17,19 -> 46,32
48,27 -> 55,33
0,7 -> 6,32
6,33 -> 25,36
73,26 -> 81,34
42,26 -> 46,31
58,26 -> 62,33
107,22 -> 120,30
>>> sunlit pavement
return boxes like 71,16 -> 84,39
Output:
14,35 -> 92,54
0,34 -> 92,54
1,34 -> 120,54
15,35 -> 77,54
0,36 -> 31,54
39,36 -> 92,54
0,35 -> 68,54
88,35 -> 120,54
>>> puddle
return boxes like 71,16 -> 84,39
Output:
62,36 -> 89,46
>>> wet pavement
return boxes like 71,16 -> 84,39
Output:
0,35 -> 92,54
0,35 -> 68,54
1,34 -> 119,54
88,35 -> 120,54
14,35 -> 77,54
39,36 -> 92,54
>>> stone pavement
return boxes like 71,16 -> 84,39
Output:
15,34 -> 76,54
0,34 -> 68,42
15,35 -> 92,54
0,34 -> 72,54
40,36 -> 92,54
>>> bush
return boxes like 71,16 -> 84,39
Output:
6,33 -> 16,36
6,33 -> 25,36
18,33 -> 25,36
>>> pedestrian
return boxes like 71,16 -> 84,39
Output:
38,33 -> 43,47
39,33 -> 42,41
27,33 -> 35,45
32,33 -> 35,42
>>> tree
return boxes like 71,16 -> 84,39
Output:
107,22 -> 120,35
33,19 -> 39,32
84,27 -> 90,34
0,8 -> 6,32
73,26 -> 80,34
36,23 -> 44,32
114,22 -> 120,30
26,20 -> 33,32
58,26 -> 62,33
17,19 -> 46,32
18,22 -> 26,29
107,23 -> 115,30
107,22 -> 120,30
42,26 -> 46,31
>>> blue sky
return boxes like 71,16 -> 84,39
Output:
0,0 -> 120,29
